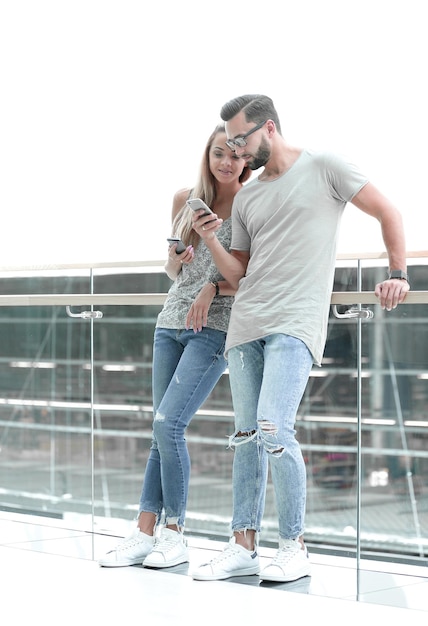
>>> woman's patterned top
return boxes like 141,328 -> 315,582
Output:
156,218 -> 233,333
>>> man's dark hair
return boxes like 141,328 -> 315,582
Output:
220,94 -> 282,135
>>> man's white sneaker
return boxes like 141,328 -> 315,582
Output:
143,528 -> 189,568
260,538 -> 311,582
192,537 -> 260,581
98,528 -> 155,567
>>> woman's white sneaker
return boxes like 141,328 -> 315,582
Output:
98,528 -> 154,567
192,537 -> 260,581
143,528 -> 189,568
260,538 -> 311,582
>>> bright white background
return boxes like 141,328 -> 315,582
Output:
1,0 -> 426,267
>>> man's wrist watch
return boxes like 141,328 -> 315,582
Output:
388,269 -> 409,284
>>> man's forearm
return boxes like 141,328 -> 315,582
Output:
205,236 -> 246,290
381,210 -> 407,272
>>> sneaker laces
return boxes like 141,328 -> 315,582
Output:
272,541 -> 304,566
209,544 -> 241,565
116,538 -> 140,552
207,540 -> 254,566
112,532 -> 154,554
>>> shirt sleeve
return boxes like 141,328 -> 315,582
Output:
321,152 -> 369,203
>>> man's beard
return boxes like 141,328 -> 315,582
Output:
248,137 -> 270,170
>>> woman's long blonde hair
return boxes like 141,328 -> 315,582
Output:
171,124 -> 251,248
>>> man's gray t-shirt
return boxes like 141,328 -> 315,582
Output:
226,149 -> 368,365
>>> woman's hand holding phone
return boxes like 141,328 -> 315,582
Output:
167,238 -> 194,267
167,237 -> 187,254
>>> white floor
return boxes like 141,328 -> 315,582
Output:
1,514 -> 428,625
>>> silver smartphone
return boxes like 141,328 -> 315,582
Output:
186,198 -> 213,216
167,237 -> 186,254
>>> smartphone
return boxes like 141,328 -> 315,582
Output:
186,197 -> 213,216
167,237 -> 187,254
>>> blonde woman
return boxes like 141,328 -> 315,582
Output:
99,125 -> 250,568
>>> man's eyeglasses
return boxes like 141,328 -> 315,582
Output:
225,120 -> 267,151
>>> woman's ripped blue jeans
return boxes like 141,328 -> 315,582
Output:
138,326 -> 227,528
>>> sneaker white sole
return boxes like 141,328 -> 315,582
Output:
260,562 -> 311,582
143,550 -> 189,569
192,564 -> 260,581
98,556 -> 146,567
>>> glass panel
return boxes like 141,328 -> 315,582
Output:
0,271 -> 92,526
91,269 -> 169,536
90,266 -> 365,550
303,264 -> 359,559
90,268 -> 236,539
303,264 -> 428,567
360,295 -> 428,563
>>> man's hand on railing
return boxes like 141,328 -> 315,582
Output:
375,278 -> 410,311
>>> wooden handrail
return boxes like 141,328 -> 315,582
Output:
0,291 -> 426,307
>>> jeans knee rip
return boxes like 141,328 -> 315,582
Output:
228,423 -> 284,456
154,411 -> 165,422
259,420 -> 284,456
228,429 -> 257,448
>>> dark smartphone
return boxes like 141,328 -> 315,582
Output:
167,237 -> 187,254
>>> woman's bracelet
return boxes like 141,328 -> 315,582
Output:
210,281 -> 220,296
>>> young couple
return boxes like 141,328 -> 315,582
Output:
100,94 -> 408,582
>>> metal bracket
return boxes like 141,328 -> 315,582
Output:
65,306 -> 103,320
332,305 -> 374,320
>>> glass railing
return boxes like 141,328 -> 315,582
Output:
0,254 -> 427,570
